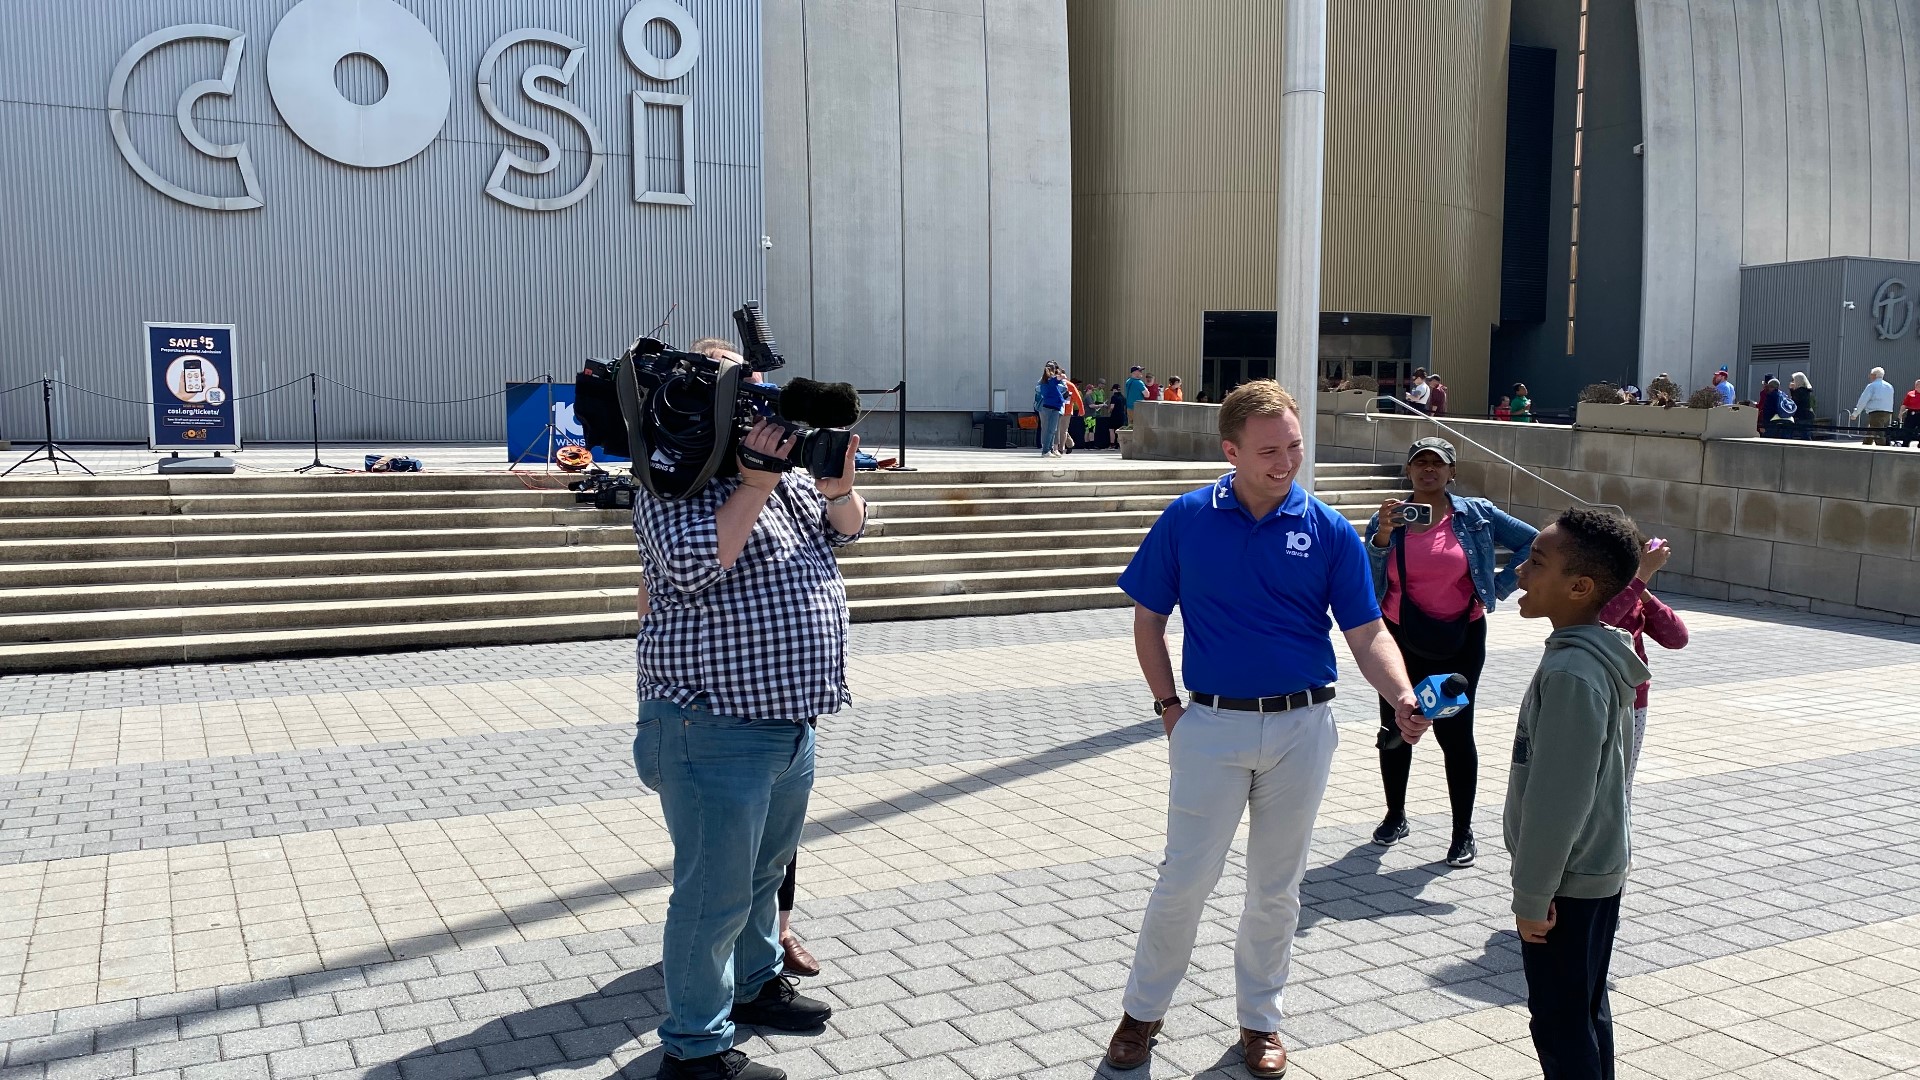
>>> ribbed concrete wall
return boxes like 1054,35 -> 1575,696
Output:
1069,0 -> 1510,412
1638,0 -> 1920,393
760,0 -> 1072,423
0,1 -> 763,444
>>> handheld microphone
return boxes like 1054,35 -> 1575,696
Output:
1379,674 -> 1470,751
1417,674 -> 1471,720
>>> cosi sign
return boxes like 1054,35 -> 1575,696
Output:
108,0 -> 700,213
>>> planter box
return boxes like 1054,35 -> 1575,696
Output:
1575,401 -> 1759,440
1319,389 -> 1377,414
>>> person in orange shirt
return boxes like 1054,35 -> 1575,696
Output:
1060,378 -> 1087,453
1164,376 -> 1185,402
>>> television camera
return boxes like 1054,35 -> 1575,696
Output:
574,302 -> 861,501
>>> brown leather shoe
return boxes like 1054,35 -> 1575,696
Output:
779,934 -> 820,977
1104,1013 -> 1163,1071
1240,1029 -> 1288,1078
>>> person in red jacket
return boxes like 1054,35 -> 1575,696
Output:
1597,536 -> 1690,796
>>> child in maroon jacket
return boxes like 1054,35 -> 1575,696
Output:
1597,538 -> 1690,793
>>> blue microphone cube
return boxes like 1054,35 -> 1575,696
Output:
1416,674 -> 1470,720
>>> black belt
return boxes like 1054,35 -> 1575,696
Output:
1189,686 -> 1336,714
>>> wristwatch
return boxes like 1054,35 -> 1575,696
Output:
1152,695 -> 1182,716
827,492 -> 857,507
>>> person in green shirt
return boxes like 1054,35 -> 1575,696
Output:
1511,383 -> 1535,423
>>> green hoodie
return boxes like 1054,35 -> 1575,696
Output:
1503,623 -> 1650,921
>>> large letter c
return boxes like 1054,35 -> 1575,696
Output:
107,25 -> 266,212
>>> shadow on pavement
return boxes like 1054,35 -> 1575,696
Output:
1297,841 -> 1460,930
367,965 -> 671,1080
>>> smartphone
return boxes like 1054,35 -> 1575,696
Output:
182,358 -> 205,395
1394,502 -> 1434,527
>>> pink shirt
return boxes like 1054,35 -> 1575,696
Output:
1384,514 -> 1482,624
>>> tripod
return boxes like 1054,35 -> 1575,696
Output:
3,379 -> 93,476
509,374 -> 562,472
292,373 -> 352,473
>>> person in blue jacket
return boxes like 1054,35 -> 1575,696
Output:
1363,437 -> 1538,868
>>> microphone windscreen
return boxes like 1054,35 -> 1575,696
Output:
779,378 -> 862,428
1441,674 -> 1470,696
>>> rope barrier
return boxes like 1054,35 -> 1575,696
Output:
315,374 -> 522,406
230,374 -> 312,402
49,380 -> 148,405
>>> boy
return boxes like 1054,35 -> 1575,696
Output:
1507,508 -> 1648,1080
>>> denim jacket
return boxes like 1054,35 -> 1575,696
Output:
1363,492 -> 1538,613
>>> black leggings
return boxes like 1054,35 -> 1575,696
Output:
778,719 -> 818,915
1378,615 -> 1489,838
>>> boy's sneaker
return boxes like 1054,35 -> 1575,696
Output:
731,976 -> 832,1031
659,1049 -> 785,1080
1372,816 -> 1409,846
1446,834 -> 1477,867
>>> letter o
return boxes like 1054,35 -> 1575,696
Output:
623,0 -> 701,81
266,0 -> 450,168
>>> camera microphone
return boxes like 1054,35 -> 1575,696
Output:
778,378 -> 861,429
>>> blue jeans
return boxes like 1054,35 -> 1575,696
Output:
634,698 -> 815,1060
1038,408 -> 1062,451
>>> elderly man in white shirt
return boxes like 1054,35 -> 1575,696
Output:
1854,367 -> 1897,445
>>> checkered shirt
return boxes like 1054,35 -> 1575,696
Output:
633,470 -> 863,721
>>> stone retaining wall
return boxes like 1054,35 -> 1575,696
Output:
1320,411 -> 1920,626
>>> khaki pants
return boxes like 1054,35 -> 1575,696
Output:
1867,410 -> 1894,444
1121,700 -> 1338,1031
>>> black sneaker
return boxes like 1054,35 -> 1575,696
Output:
730,975 -> 832,1031
1372,816 -> 1409,846
659,1049 -> 785,1080
1446,834 -> 1477,867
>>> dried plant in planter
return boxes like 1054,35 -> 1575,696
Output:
1579,382 -> 1623,405
1347,375 -> 1379,393
1686,387 -> 1722,410
1647,374 -> 1681,402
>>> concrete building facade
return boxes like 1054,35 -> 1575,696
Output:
1068,0 -> 1511,415
13,0 -> 1914,443
761,0 -> 1072,444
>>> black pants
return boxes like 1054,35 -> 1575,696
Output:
1523,892 -> 1621,1080
1377,615 -> 1488,837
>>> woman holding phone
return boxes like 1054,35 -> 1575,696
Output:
1364,438 -> 1538,867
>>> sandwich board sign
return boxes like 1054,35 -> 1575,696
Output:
145,322 -> 239,451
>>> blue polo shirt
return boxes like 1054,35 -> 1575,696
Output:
1118,473 -> 1381,699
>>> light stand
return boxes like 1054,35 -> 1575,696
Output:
293,373 -> 352,474
509,374 -> 561,472
3,379 -> 93,476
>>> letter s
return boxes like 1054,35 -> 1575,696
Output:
477,30 -> 606,212
107,25 -> 266,212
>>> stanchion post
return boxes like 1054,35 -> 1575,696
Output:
2,379 -> 93,476
295,372 -> 351,473
895,379 -> 907,470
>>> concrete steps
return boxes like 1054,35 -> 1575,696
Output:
0,461 -> 1403,671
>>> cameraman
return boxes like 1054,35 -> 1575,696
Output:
631,342 -> 865,1080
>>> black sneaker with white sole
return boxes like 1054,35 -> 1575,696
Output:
1372,816 -> 1409,846
1446,834 -> 1477,867
659,1049 -> 785,1080
730,975 -> 832,1031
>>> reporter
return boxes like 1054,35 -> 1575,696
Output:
632,387 -> 865,1080
1364,438 -> 1537,868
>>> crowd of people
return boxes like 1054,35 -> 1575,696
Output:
1029,363 -> 1200,454
628,345 -> 1688,1080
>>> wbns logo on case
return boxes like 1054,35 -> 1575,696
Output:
108,0 -> 703,213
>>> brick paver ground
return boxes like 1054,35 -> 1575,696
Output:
2,601 -> 1917,1079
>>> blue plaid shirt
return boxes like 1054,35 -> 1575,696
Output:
633,470 -> 863,720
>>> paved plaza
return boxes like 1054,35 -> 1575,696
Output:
1,600 -> 1918,1080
